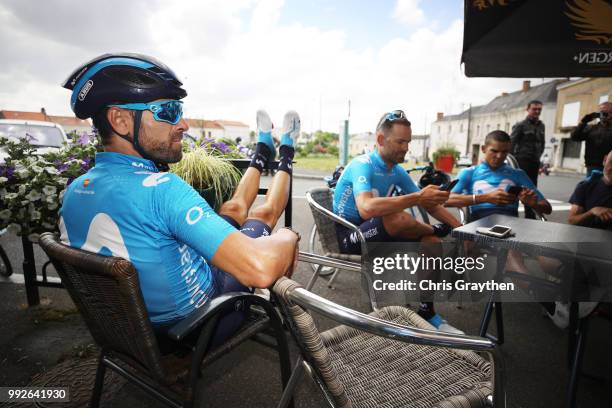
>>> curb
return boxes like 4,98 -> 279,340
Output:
293,173 -> 325,180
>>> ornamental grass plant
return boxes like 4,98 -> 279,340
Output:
170,147 -> 242,211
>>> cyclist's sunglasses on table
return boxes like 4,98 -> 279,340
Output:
377,110 -> 411,130
109,100 -> 184,125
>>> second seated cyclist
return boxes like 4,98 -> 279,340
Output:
332,110 -> 463,334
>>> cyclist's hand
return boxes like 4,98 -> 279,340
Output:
418,184 -> 450,208
484,189 -> 517,205
590,207 -> 612,222
518,188 -> 538,207
581,112 -> 599,124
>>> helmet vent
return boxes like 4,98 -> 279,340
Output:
104,67 -> 160,88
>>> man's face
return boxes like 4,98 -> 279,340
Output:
527,103 -> 542,120
138,100 -> 189,164
599,103 -> 612,124
482,140 -> 510,169
378,123 -> 411,165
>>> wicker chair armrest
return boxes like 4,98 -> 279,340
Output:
288,286 -> 495,351
306,190 -> 368,255
167,292 -> 267,341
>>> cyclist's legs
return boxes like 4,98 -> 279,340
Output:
218,167 -> 262,226
382,211 -> 434,240
247,169 -> 290,229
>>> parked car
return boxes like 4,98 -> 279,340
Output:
457,155 -> 473,167
0,119 -> 68,164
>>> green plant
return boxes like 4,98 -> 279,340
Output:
432,146 -> 460,162
169,148 -> 242,210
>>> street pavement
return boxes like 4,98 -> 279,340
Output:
1,172 -> 611,407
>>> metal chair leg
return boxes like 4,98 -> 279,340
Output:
327,269 -> 341,288
565,316 -> 588,408
278,357 -> 304,408
306,264 -> 323,291
90,351 -> 106,408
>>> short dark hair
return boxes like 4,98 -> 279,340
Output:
376,112 -> 411,137
91,108 -> 113,145
527,100 -> 543,109
484,130 -> 511,145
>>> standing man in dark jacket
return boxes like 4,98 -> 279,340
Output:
510,100 -> 545,219
571,102 -> 612,177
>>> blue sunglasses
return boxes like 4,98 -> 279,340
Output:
109,100 -> 184,125
377,109 -> 410,130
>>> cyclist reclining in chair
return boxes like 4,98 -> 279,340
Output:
332,110 -> 463,333
59,53 -> 300,347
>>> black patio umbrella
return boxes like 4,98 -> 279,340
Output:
462,0 -> 612,77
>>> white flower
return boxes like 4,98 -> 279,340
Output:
30,165 -> 43,174
42,222 -> 55,229
21,200 -> 29,206
0,188 -> 6,199
6,223 -> 21,234
5,192 -> 18,200
58,177 -> 68,185
18,185 -> 27,195
30,210 -> 41,220
44,167 -> 59,175
0,176 -> 7,184
42,185 -> 57,196
47,202 -> 58,211
27,233 -> 40,243
59,189 -> 66,202
14,163 -> 26,172
16,168 -> 29,178
45,195 -> 57,204
0,209 -> 11,220
25,190 -> 42,201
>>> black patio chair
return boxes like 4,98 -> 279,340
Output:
38,232 -> 292,408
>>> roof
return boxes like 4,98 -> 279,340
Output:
475,79 -> 564,115
214,120 -> 249,128
435,79 -> 566,122
0,110 -> 48,121
185,118 -> 223,129
47,115 -> 91,127
437,106 -> 484,122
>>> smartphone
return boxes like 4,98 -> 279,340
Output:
506,185 -> 523,196
476,225 -> 512,238
440,179 -> 459,192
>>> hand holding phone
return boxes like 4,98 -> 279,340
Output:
506,185 -> 523,196
440,179 -> 459,192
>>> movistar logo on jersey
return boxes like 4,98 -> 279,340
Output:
185,206 -> 212,225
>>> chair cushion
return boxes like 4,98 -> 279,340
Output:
321,306 -> 492,408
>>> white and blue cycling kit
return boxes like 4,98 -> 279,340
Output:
333,150 -> 420,225
59,152 -> 238,326
451,162 -> 544,218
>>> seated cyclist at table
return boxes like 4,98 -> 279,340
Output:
446,130 -> 552,220
333,109 -> 463,333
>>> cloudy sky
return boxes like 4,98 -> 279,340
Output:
0,0 -> 546,134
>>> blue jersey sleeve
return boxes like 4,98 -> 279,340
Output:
350,159 -> 375,196
155,173 -> 237,261
396,167 -> 420,194
516,169 -> 545,200
451,167 -> 474,194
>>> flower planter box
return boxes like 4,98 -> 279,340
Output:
435,154 -> 455,173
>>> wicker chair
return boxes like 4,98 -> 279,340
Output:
305,188 -> 363,288
273,277 -> 505,408
38,232 -> 292,408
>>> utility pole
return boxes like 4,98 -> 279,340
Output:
340,99 -> 350,166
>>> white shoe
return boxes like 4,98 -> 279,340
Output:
280,110 -> 300,147
547,301 -> 599,329
428,313 -> 465,335
256,109 -> 275,160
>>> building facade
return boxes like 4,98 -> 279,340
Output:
430,80 -> 565,166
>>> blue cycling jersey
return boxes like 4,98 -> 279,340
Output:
333,150 -> 420,224
451,162 -> 545,215
59,152 -> 237,325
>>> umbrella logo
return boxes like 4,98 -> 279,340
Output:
565,0 -> 612,44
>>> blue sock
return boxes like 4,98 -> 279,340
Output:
280,133 -> 293,147
258,131 -> 275,159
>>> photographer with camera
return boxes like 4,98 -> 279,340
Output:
571,102 -> 612,176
